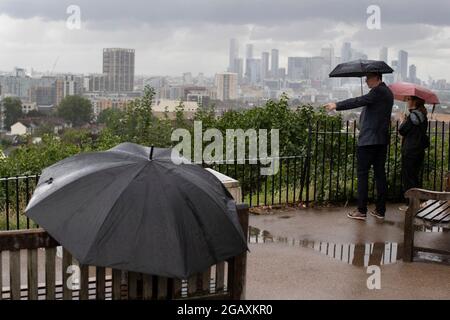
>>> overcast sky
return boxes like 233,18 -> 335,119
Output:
0,0 -> 449,81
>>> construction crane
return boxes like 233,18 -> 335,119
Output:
50,56 -> 60,75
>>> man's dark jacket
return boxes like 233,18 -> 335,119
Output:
336,82 -> 394,146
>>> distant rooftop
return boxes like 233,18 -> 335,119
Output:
103,48 -> 135,53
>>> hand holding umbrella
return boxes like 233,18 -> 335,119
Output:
329,59 -> 394,94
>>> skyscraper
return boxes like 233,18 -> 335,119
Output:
320,46 -> 334,65
245,44 -> 254,59
29,86 -> 55,106
320,46 -> 335,74
215,73 -> 238,101
288,57 -> 311,80
341,42 -> 352,62
245,44 -> 254,81
87,74 -> 108,92
228,39 -> 239,73
391,60 -> 401,82
398,50 -> 408,81
379,47 -> 388,63
271,49 -> 279,78
277,68 -> 286,80
409,64 -> 417,83
247,59 -> 262,84
234,58 -> 244,83
183,72 -> 193,85
310,56 -> 327,81
261,52 -> 270,81
103,48 -> 135,92
55,75 -> 82,106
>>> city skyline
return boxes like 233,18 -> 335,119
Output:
0,41 -> 440,83
0,0 -> 449,82
2,40 -> 449,113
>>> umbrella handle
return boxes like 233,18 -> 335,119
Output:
149,146 -> 154,160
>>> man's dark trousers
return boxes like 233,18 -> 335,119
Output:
357,144 -> 388,214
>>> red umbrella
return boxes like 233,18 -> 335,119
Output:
389,82 -> 440,104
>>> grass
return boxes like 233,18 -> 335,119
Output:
0,210 -> 38,231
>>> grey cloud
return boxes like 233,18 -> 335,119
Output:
351,24 -> 439,47
1,0 -> 450,28
249,19 -> 344,42
0,0 -> 449,80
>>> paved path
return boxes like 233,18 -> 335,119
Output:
1,203 -> 449,299
245,204 -> 450,299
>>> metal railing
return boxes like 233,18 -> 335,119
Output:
1,120 -> 450,230
209,120 -> 450,207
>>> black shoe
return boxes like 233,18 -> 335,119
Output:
370,210 -> 385,219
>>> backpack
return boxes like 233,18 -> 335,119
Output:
410,110 -> 430,149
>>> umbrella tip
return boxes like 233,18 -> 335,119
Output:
149,146 -> 154,160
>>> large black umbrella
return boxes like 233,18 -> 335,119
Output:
329,59 -> 394,94
25,142 -> 247,279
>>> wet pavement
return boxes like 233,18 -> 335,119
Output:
248,225 -> 450,267
245,203 -> 450,299
249,226 -> 405,267
1,203 -> 449,299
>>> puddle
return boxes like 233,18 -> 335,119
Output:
248,226 -> 450,267
373,219 -> 450,233
415,225 -> 449,233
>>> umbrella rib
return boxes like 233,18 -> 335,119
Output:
156,162 -> 229,210
108,149 -> 148,160
183,171 -> 245,236
82,162 -> 149,262
151,162 -> 207,274
26,161 -> 140,213
156,162 -> 236,268
164,163 -> 246,248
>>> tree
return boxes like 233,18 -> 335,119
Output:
61,128 -> 93,150
97,108 -> 124,125
120,86 -> 159,145
26,110 -> 45,118
34,123 -> 55,136
3,97 -> 23,130
174,101 -> 190,129
57,95 -> 93,127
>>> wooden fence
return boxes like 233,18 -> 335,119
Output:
0,205 -> 249,300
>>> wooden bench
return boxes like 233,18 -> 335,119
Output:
0,205 -> 249,300
404,188 -> 450,262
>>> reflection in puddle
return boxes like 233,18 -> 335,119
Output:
415,225 -> 448,233
248,226 -> 449,266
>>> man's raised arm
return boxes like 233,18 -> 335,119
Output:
335,88 -> 378,111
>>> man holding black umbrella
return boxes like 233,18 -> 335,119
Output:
325,73 -> 394,220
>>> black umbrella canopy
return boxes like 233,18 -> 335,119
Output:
329,59 -> 394,78
25,143 -> 247,279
